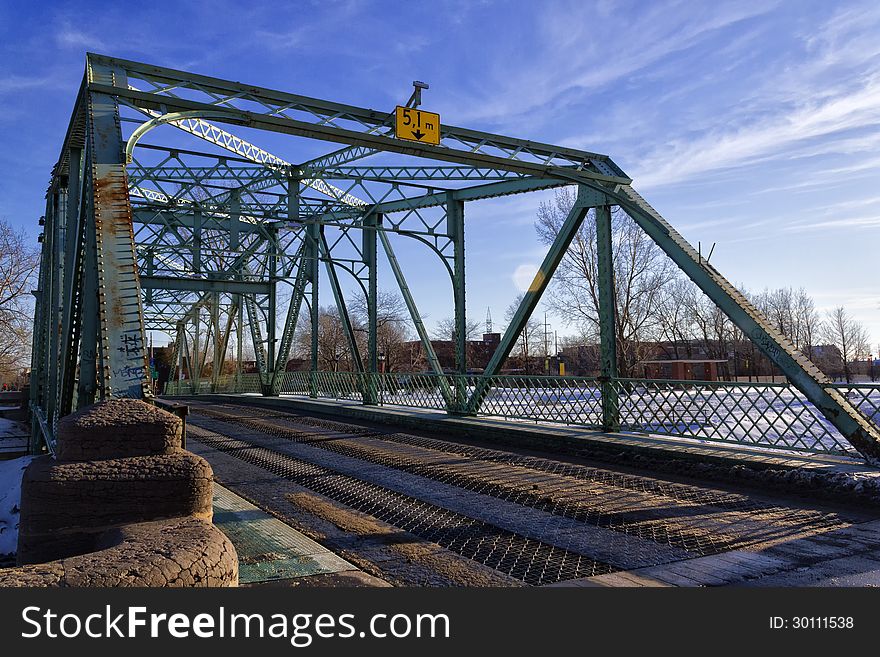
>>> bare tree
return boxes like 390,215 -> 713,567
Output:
503,294 -> 543,373
294,306 -> 355,371
294,293 -> 414,373
793,287 -> 820,355
535,187 -> 675,375
0,219 -> 39,381
755,288 -> 795,345
432,316 -> 482,342
655,278 -> 697,359
349,291 -> 413,372
821,306 -> 870,382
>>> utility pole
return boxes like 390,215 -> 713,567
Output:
542,312 -> 552,374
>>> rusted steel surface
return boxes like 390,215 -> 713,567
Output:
92,163 -> 148,398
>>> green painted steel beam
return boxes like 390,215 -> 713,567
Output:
468,185 -> 595,413
449,196 -> 467,411
88,53 -> 614,167
139,276 -> 271,295
378,225 -> 453,406
44,188 -> 61,426
243,291 -> 268,379
307,219 -> 320,395
76,165 -> 99,408
88,82 -> 630,185
132,209 -> 266,234
595,204 -> 619,432
266,227 -> 279,384
364,213 -> 379,404
320,229 -> 364,374
299,165 -> 528,181
608,184 -> 880,461
87,61 -> 150,399
298,145 -> 380,170
270,179 -> 307,394
59,147 -> 86,416
270,251 -> 308,395
303,176 -> 567,230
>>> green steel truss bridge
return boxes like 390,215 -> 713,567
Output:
29,53 -> 880,462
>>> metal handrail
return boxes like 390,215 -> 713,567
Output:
164,371 -> 880,456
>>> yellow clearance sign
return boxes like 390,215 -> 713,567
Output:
394,106 -> 441,145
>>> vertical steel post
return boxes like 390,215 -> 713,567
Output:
45,190 -> 61,429
76,171 -> 99,408
180,327 -> 192,393
59,147 -> 84,417
192,208 -> 202,274
173,323 -> 184,392
449,195 -> 467,413
236,297 -> 243,390
595,204 -> 619,432
229,190 -> 241,252
307,219 -> 320,397
144,247 -> 154,305
263,227 -> 278,395
231,188 -> 242,392
363,213 -> 378,404
86,59 -> 148,399
191,312 -> 201,394
210,292 -> 221,392
29,236 -> 47,452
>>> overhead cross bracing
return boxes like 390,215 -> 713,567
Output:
29,52 -> 880,461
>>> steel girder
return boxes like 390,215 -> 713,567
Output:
30,52 -> 880,461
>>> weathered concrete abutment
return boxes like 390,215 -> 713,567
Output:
0,399 -> 237,587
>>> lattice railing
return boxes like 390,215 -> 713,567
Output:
835,384 -> 880,430
610,378 -> 854,453
162,373 -> 880,455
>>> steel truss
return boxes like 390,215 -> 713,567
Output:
29,53 -> 880,461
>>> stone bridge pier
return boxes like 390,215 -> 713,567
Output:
0,399 -> 237,587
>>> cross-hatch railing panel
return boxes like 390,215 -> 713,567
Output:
163,373 -> 880,456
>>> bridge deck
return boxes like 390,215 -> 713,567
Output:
181,397 -> 880,587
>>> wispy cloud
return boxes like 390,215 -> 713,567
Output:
55,22 -> 106,51
633,78 -> 880,188
626,5 -> 880,189
0,75 -> 58,94
451,1 -> 777,125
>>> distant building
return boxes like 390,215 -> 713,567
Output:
806,345 -> 844,379
559,344 -> 599,377
284,358 -> 309,372
639,359 -> 727,381
401,332 -> 503,373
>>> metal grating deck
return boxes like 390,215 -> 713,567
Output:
198,430 -> 617,586
196,406 -> 849,557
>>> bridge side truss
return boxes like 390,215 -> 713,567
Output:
28,53 -> 880,461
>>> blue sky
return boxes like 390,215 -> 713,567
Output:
1,0 -> 879,346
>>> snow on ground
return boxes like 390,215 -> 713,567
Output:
0,418 -> 26,438
280,382 -> 879,455
210,372 -> 880,455
0,456 -> 33,559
